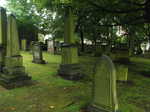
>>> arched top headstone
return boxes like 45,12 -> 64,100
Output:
91,55 -> 118,112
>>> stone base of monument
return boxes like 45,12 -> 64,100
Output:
0,66 -> 31,89
87,105 -> 121,112
58,64 -> 84,80
32,59 -> 46,64
0,56 -> 32,89
87,105 -> 114,112
0,74 -> 31,89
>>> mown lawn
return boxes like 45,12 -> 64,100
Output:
0,52 -> 149,112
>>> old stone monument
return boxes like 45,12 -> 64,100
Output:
110,44 -> 129,82
89,55 -> 119,112
58,6 -> 83,80
21,39 -> 27,51
0,7 -> 7,72
54,41 -> 61,55
47,39 -> 54,53
29,41 -> 34,54
116,64 -> 128,82
32,41 -> 46,64
0,14 -> 31,89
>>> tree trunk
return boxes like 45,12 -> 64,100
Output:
80,28 -> 84,52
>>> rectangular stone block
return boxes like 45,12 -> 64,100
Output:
5,56 -> 23,68
61,47 -> 78,64
3,66 -> 25,76
21,39 -> 27,51
116,64 -> 128,81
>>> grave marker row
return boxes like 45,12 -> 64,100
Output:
0,7 -> 31,89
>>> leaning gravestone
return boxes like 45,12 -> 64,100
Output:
0,7 -> 7,72
0,14 -> 31,89
32,42 -> 46,64
88,55 -> 119,112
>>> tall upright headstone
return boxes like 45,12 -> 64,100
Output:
0,14 -> 31,89
47,39 -> 54,53
58,6 -> 83,80
116,64 -> 128,82
0,7 -> 7,71
32,41 -> 46,64
89,55 -> 119,112
21,39 -> 27,51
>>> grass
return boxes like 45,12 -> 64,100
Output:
0,52 -> 149,112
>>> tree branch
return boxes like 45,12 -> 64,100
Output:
87,0 -> 144,14
123,0 -> 145,6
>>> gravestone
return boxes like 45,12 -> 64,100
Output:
47,39 -> 54,53
21,39 -> 27,51
89,55 -> 119,112
110,44 -> 129,82
58,6 -> 83,80
111,50 -> 130,64
116,64 -> 128,82
29,41 -> 34,54
54,41 -> 61,55
0,14 -> 31,89
0,7 -> 7,72
95,42 -> 103,56
32,42 -> 46,64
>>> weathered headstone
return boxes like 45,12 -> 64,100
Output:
21,39 -> 27,51
111,44 -> 130,64
54,41 -> 61,55
32,41 -> 46,64
110,45 -> 129,82
116,64 -> 128,82
0,7 -> 7,72
89,55 -> 119,112
47,39 -> 54,53
0,14 -> 31,89
29,41 -> 34,54
94,42 -> 103,56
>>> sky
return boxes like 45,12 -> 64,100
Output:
0,0 -> 7,7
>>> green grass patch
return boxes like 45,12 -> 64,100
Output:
0,52 -> 149,112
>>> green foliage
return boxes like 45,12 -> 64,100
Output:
7,0 -> 149,47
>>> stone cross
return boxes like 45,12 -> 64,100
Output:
0,7 -> 7,71
89,55 -> 119,112
32,41 -> 46,64
0,14 -> 31,89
